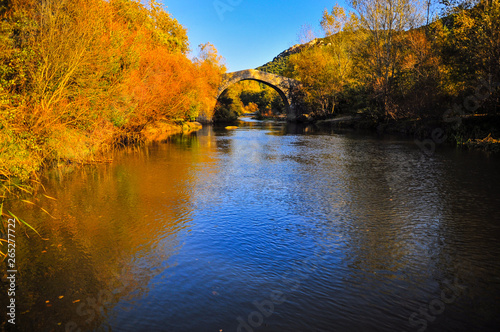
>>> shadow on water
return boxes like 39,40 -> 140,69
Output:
1,117 -> 500,331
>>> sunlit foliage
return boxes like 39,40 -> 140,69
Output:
286,0 -> 499,120
289,6 -> 358,116
0,0 -> 225,183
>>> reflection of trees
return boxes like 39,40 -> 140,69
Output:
282,134 -> 500,329
338,139 -> 448,281
275,134 -> 450,284
0,132 -> 220,331
341,141 -> 500,316
5,124 -> 498,331
427,150 -> 500,323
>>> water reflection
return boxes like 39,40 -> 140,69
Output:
1,135 -> 221,331
1,119 -> 500,332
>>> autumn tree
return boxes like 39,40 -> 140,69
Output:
0,0 -> 225,182
349,0 -> 425,116
389,30 -> 444,117
290,4 -> 357,116
448,0 -> 500,112
321,4 -> 349,36
290,45 -> 351,115
193,42 -> 227,120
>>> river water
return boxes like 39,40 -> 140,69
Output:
2,117 -> 500,332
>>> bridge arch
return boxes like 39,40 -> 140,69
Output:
218,78 -> 290,112
217,69 -> 300,120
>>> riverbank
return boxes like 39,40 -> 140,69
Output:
315,114 -> 500,151
141,121 -> 203,142
0,0 -> 224,186
0,120 -> 203,197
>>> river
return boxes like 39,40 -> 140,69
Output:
2,117 -> 500,332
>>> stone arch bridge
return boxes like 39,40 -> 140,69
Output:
217,69 -> 301,121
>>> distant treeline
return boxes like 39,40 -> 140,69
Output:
0,0 -> 225,182
259,0 -> 499,124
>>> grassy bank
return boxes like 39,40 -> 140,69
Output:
141,121 -> 203,142
316,113 -> 500,151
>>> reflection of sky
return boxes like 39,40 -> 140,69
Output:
7,123 -> 500,332
340,140 -> 447,274
126,125 -> 499,332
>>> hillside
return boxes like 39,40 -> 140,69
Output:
257,38 -> 332,76
253,2 -> 500,151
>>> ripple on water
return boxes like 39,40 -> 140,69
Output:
5,122 -> 500,332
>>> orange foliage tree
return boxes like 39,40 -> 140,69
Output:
0,0 -> 225,182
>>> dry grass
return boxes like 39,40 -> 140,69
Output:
462,134 -> 500,151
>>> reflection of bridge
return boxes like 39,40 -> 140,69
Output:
218,69 -> 301,121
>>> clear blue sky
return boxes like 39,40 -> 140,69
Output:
159,0 -> 348,72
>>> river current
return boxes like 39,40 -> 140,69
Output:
2,117 -> 500,331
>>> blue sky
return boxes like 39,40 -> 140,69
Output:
159,0 -> 348,72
